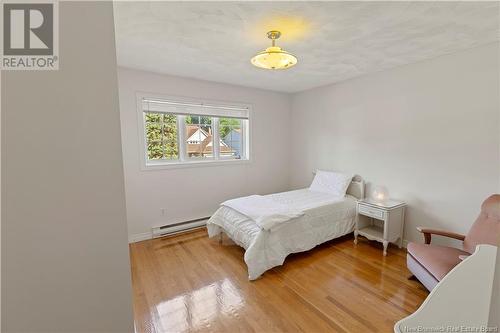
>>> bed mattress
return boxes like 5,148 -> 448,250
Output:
207,189 -> 357,280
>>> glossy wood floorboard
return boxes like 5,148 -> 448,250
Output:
130,228 -> 428,333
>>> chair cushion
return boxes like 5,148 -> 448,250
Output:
407,242 -> 469,281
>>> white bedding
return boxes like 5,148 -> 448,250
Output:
207,189 -> 357,280
221,195 -> 304,231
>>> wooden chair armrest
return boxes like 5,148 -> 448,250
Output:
416,227 -> 466,244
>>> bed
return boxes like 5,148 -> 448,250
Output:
207,173 -> 365,280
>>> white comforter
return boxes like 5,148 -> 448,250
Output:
207,189 -> 357,280
221,195 -> 304,231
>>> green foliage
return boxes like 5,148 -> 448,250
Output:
185,115 -> 211,125
219,117 -> 241,139
145,113 -> 178,160
186,115 -> 212,135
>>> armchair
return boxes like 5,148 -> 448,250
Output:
407,194 -> 500,291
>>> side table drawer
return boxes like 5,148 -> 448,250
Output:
358,204 -> 385,219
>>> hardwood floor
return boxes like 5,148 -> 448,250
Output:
130,228 -> 428,333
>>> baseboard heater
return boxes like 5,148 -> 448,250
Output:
152,216 -> 210,238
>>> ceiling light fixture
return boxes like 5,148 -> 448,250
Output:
251,30 -> 297,70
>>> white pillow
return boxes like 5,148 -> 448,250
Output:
310,170 -> 353,197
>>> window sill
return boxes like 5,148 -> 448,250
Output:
142,158 -> 251,171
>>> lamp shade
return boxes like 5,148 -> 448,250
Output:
371,185 -> 389,203
251,31 -> 297,70
251,46 -> 297,70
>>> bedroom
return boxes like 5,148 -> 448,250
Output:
2,1 -> 499,333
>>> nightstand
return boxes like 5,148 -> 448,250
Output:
354,198 -> 406,256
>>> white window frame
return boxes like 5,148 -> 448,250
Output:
136,92 -> 252,170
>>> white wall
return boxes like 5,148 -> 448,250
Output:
118,68 -> 291,241
290,43 -> 500,246
2,2 -> 134,332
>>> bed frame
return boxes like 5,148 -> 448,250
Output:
347,175 -> 365,200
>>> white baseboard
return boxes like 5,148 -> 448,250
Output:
128,231 -> 152,244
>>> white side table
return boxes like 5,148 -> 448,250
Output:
354,198 -> 406,256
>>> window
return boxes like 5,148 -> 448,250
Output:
140,96 -> 250,168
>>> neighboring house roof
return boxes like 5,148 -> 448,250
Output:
185,125 -> 232,155
186,125 -> 205,141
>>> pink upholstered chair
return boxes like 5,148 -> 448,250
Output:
407,194 -> 500,291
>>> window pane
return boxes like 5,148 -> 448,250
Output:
163,140 -> 179,159
162,114 -> 178,143
147,141 -> 164,160
185,116 -> 213,159
145,112 -> 162,123
145,112 -> 179,161
219,118 -> 242,159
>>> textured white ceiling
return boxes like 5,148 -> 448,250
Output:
114,1 -> 499,93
